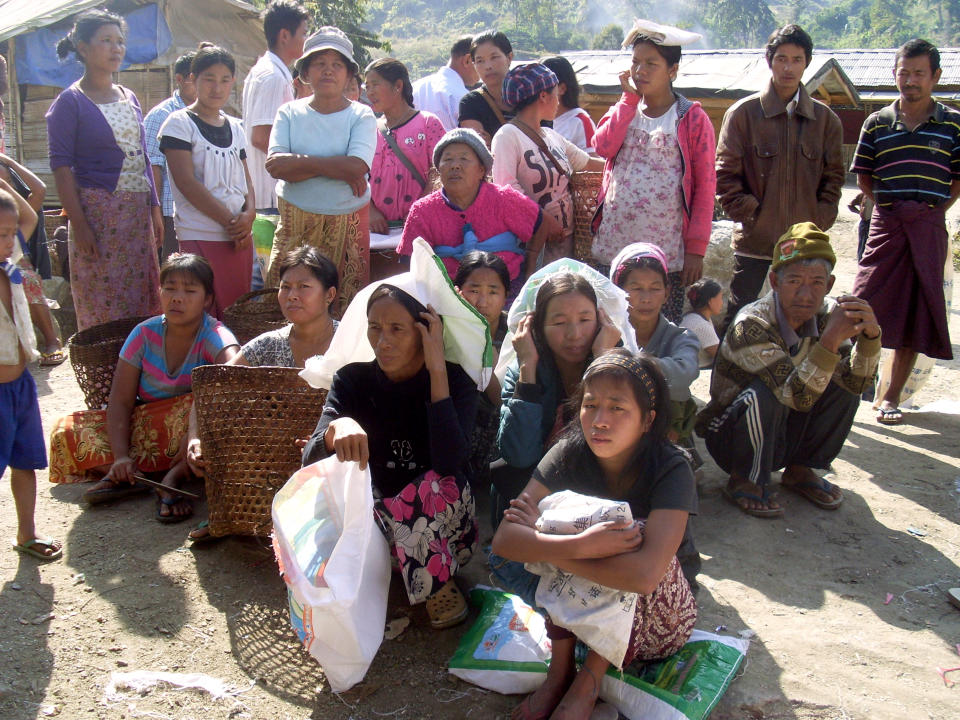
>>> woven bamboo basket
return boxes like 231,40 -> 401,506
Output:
68,316 -> 151,409
192,365 -> 327,537
223,288 -> 287,345
570,171 -> 603,266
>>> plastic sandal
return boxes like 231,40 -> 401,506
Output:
12,537 -> 63,562
426,579 -> 468,629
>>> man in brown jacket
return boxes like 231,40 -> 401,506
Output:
716,24 -> 844,331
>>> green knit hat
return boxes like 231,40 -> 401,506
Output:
771,222 -> 836,272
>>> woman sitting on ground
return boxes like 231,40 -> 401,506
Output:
364,58 -> 444,235
611,243 -> 699,445
496,268 -> 621,522
681,277 -> 723,368
398,128 -> 560,300
48,254 -> 239,522
302,284 -> 479,629
491,350 -> 698,720
186,246 -> 340,541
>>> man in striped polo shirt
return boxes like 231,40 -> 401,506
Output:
851,39 -> 959,425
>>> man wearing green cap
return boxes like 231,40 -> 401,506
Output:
696,223 -> 881,517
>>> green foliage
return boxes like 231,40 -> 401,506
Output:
696,0 -> 777,46
592,24 -> 624,50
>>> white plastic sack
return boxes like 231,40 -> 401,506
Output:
272,456 -> 391,692
300,237 -> 493,391
525,492 -> 639,668
875,253 -> 954,409
496,258 -> 637,382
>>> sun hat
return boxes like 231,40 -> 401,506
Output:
622,19 -> 703,49
433,128 -> 493,173
770,222 -> 836,272
295,26 -> 357,75
501,62 -> 559,108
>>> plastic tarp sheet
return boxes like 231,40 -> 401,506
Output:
14,3 -> 171,88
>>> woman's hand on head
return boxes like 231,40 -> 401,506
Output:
575,519 -> 643,559
503,491 -> 541,529
618,70 -> 640,97
592,308 -> 621,357
104,455 -> 138,485
328,417 -> 370,470
513,312 -> 539,371
417,305 -> 447,374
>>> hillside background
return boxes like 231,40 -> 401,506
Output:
255,1 -> 960,79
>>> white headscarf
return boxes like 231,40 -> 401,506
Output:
622,19 -> 703,49
300,238 -> 494,391
494,258 -> 638,382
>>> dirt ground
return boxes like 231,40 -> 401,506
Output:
2,184 -> 959,720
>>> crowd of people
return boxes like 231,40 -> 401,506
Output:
1,3 -> 956,718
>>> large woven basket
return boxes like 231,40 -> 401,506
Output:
68,316 -> 151,409
223,288 -> 287,345
570,170 -> 603,266
192,364 -> 327,537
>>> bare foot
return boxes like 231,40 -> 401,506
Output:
512,667 -> 575,719
549,665 -> 601,719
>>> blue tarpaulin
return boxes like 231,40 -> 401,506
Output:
14,3 -> 172,88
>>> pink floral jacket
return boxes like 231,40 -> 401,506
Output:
593,92 -> 717,257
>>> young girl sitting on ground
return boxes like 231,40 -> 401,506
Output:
48,254 -> 239,522
680,277 -> 723,368
491,349 -> 698,720
1,187 -> 62,561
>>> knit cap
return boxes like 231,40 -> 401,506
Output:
433,128 -> 493,172
771,222 -> 836,272
501,63 -> 558,108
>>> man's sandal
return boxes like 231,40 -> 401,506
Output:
722,482 -> 784,518
156,496 -> 194,524
781,474 -> 843,510
425,579 -> 468,629
82,480 -> 150,505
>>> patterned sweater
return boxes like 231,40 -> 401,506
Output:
696,292 -> 880,429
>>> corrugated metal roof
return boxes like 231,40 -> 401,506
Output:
565,49 -> 857,102
821,48 -> 960,89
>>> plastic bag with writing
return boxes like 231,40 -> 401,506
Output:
272,456 -> 391,692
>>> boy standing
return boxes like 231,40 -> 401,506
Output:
0,186 -> 61,561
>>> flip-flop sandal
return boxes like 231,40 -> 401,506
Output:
156,496 -> 194,524
187,521 -> 222,545
82,481 -> 150,505
722,483 -> 784,518
877,407 -> 903,425
782,475 -> 843,510
39,348 -> 66,367
12,537 -> 63,562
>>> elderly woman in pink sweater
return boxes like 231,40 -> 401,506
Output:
397,128 -> 560,298
591,21 -> 716,323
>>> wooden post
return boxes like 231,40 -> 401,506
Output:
8,39 -> 24,163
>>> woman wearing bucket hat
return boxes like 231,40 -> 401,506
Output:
265,26 -> 377,316
492,62 -> 603,264
398,127 -> 561,299
592,19 -> 716,324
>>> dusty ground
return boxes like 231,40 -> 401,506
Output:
2,185 -> 959,720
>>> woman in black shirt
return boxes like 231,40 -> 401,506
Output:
457,31 -> 514,145
303,284 -> 478,629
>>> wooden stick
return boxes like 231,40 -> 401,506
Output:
132,474 -> 199,499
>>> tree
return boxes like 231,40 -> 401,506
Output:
698,0 -> 776,47
592,24 -> 625,50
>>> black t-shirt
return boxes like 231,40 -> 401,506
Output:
302,360 -> 479,497
458,88 -> 514,139
160,111 -> 246,156
533,437 -> 701,585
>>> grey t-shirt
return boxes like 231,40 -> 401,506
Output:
240,321 -> 339,368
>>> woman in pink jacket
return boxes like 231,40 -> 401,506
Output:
592,22 -> 715,323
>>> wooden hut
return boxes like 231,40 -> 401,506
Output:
0,0 -> 266,203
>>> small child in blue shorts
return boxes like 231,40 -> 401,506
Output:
0,183 -> 61,561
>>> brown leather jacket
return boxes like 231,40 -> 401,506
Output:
716,80 -> 844,258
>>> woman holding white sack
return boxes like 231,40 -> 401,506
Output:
491,350 -> 698,720
300,238 -> 492,629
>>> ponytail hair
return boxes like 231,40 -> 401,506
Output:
57,8 -> 126,61
191,42 -> 236,77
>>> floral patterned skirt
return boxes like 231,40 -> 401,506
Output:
70,188 -> 161,332
47,394 -> 192,483
268,199 -> 369,318
624,555 -> 697,665
374,470 -> 478,605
